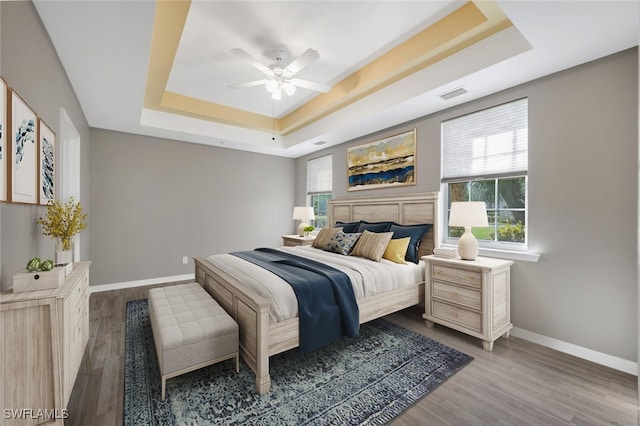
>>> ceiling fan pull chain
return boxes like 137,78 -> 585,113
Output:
272,103 -> 276,141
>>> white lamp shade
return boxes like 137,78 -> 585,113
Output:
449,202 -> 489,227
292,206 -> 315,221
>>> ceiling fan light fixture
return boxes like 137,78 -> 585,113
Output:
271,88 -> 282,101
283,82 -> 296,96
266,79 -> 278,93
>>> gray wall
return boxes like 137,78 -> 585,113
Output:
0,2 -> 91,290
297,48 -> 638,362
90,129 -> 295,286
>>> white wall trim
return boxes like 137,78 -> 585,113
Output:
89,273 -> 195,294
511,327 -> 637,376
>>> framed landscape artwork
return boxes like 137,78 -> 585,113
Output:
347,129 -> 416,191
38,119 -> 55,205
0,78 -> 6,201
9,90 -> 37,204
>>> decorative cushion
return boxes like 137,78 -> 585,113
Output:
350,230 -> 394,262
334,221 -> 361,233
382,237 -> 411,264
389,223 -> 433,264
327,231 -> 362,255
312,227 -> 343,251
356,221 -> 394,233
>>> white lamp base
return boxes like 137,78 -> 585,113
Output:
458,227 -> 479,260
298,221 -> 308,237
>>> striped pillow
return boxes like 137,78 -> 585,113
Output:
350,230 -> 394,262
312,227 -> 343,251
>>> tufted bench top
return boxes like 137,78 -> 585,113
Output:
149,282 -> 237,350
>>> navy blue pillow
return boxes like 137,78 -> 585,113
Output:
335,221 -> 361,233
389,223 -> 433,264
356,221 -> 394,233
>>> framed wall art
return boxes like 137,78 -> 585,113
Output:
8,90 -> 38,204
347,129 -> 416,191
38,119 -> 55,205
0,77 -> 6,201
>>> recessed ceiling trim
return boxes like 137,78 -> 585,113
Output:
161,91 -> 276,132
279,1 -> 512,136
144,0 -> 513,145
143,0 -> 190,109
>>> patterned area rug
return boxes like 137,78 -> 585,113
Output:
124,299 -> 472,425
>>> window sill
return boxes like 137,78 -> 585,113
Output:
439,244 -> 540,263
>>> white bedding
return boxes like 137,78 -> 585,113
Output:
205,246 -> 424,323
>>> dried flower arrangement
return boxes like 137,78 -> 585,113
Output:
37,197 -> 88,251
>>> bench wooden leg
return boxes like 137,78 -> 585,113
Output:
161,377 -> 166,400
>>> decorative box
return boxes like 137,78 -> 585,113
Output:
12,267 -> 66,293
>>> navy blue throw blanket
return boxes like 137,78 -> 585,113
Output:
231,248 -> 359,352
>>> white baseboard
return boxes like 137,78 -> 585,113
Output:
89,273 -> 195,294
511,327 -> 638,376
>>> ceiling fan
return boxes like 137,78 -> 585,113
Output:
228,48 -> 332,101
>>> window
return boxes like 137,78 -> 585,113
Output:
442,98 -> 528,248
307,155 -> 332,228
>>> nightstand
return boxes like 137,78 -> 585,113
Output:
422,255 -> 513,351
282,234 -> 316,247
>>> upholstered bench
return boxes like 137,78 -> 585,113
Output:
148,282 -> 239,400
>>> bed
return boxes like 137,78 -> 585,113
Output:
193,192 -> 440,393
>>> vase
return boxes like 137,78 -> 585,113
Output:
55,240 -> 74,265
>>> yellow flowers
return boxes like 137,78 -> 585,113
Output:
37,197 -> 88,251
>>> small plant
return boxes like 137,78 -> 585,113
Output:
37,197 -> 88,251
303,225 -> 315,233
26,257 -> 54,272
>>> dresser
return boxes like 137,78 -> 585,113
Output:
281,234 -> 316,247
0,261 -> 91,425
422,256 -> 512,351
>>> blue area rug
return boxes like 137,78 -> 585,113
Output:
124,299 -> 472,425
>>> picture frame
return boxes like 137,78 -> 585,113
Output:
347,129 -> 416,191
0,77 -> 6,202
38,119 -> 55,205
8,90 -> 38,204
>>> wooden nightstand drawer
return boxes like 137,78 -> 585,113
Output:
432,300 -> 482,333
432,264 -> 481,288
432,281 -> 481,310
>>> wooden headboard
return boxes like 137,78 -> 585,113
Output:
327,192 -> 440,258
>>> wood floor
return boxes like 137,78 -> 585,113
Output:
67,284 -> 638,425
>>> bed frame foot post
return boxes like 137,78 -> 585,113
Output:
254,304 -> 271,394
256,375 -> 271,394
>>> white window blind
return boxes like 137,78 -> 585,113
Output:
442,98 -> 528,182
307,154 -> 332,194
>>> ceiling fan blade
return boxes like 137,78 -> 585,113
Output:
228,79 -> 270,89
284,49 -> 320,76
290,78 -> 331,93
231,48 -> 273,76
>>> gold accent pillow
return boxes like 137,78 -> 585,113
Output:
312,227 -> 343,251
382,237 -> 411,264
350,230 -> 393,262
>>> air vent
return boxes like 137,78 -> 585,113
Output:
313,141 -> 327,146
439,87 -> 468,100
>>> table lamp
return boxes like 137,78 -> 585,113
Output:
448,201 -> 488,260
292,206 -> 315,237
